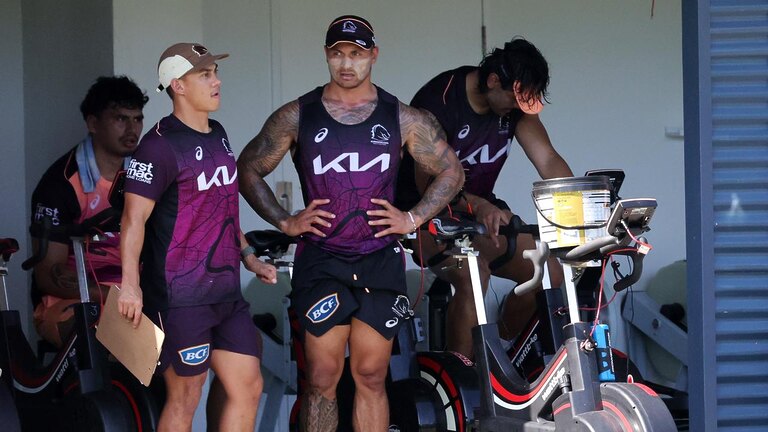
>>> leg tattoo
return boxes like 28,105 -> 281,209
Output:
300,389 -> 338,432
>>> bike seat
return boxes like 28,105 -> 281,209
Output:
1,238 -> 19,261
428,217 -> 487,240
245,230 -> 296,256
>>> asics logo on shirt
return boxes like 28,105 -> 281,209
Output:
126,159 -> 154,184
312,153 -> 390,174
457,142 -> 511,165
195,146 -> 203,161
89,195 -> 101,210
179,344 -> 210,365
458,124 -> 470,139
197,166 -> 237,191
314,128 -> 329,143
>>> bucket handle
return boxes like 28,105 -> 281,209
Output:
530,191 -> 609,231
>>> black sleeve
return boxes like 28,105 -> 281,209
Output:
30,163 -> 80,244
410,71 -> 457,139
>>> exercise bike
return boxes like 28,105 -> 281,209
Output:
388,194 -> 676,431
0,212 -> 161,432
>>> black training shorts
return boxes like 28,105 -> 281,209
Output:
290,241 -> 412,340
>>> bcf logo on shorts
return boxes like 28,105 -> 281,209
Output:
307,293 -> 339,323
179,343 -> 210,365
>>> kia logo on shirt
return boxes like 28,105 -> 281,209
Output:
197,166 -> 237,191
312,153 -> 390,174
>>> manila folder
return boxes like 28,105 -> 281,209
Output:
96,286 -> 164,386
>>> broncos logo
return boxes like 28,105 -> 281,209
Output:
371,124 -> 391,145
342,21 -> 357,33
385,295 -> 413,329
391,295 -> 413,319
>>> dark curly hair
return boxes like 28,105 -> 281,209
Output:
477,37 -> 550,103
79,75 -> 149,120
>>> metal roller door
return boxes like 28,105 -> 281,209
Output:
684,1 -> 768,431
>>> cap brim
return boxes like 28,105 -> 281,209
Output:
192,53 -> 229,72
156,53 -> 229,92
325,39 -> 373,50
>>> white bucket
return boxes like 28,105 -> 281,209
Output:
531,176 -> 611,250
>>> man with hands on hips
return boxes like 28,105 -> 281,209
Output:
238,15 -> 464,432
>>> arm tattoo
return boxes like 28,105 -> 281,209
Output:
400,103 -> 464,222
237,101 -> 299,229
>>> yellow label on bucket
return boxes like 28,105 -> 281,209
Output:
553,192 -> 585,247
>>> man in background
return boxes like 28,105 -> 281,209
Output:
396,38 -> 572,357
30,75 -> 147,347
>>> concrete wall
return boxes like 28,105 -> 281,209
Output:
0,0 -> 28,325
113,0 -> 203,126
23,0 -> 114,185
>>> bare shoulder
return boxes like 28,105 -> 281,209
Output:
399,101 -> 445,143
253,99 -> 300,149
264,100 -> 300,135
399,102 -> 443,137
239,100 -> 301,175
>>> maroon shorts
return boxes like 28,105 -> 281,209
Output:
150,299 -> 262,376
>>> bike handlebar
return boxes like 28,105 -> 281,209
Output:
564,235 -> 622,261
611,237 -> 647,292
512,229 -> 648,295
498,215 -> 539,237
514,241 -> 550,296
244,230 -> 296,258
22,208 -> 120,271
1,238 -> 20,262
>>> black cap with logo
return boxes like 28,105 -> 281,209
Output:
325,15 -> 376,50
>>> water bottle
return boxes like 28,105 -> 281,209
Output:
593,323 -> 615,382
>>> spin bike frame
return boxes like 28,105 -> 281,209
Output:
440,223 -> 675,431
0,215 -> 159,431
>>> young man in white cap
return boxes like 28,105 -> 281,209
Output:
118,42 -> 277,432
395,38 -> 573,358
238,15 -> 464,432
